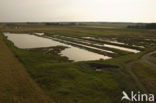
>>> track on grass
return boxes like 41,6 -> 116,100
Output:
126,51 -> 156,94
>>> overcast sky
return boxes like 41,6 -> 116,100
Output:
0,0 -> 156,22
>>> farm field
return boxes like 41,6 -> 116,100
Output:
0,23 -> 156,103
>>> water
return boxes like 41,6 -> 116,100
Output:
53,36 -> 114,53
4,33 -> 111,61
59,36 -> 114,53
104,44 -> 140,53
65,41 -> 114,53
81,37 -> 126,45
35,33 -> 44,36
57,35 -> 140,53
106,40 -> 125,45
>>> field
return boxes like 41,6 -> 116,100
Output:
0,23 -> 156,103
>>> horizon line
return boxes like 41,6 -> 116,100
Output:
0,21 -> 156,24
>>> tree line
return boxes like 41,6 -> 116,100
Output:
127,23 -> 156,29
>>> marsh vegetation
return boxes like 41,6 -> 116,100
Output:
1,23 -> 156,103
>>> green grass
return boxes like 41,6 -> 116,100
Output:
3,34 -> 141,103
149,52 -> 156,64
2,24 -> 156,103
152,53 -> 156,60
132,62 -> 156,95
2,24 -> 156,47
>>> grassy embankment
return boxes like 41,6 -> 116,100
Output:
2,24 -> 156,103
2,32 -> 142,103
0,32 -> 53,103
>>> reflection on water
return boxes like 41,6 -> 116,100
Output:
59,36 -> 140,53
104,44 -> 140,53
4,33 -> 111,61
59,36 -> 114,53
4,33 -> 62,48
35,33 -> 44,36
106,40 -> 125,45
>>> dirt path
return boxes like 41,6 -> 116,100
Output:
0,33 -> 53,103
141,51 -> 156,68
126,51 -> 156,94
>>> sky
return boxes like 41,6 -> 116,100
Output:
0,0 -> 156,22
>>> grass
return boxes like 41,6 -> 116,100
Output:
3,32 -> 141,103
152,53 -> 156,60
2,24 -> 156,48
0,33 -> 53,103
149,53 -> 156,65
132,62 -> 156,95
1,24 -> 156,103
48,35 -> 132,56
